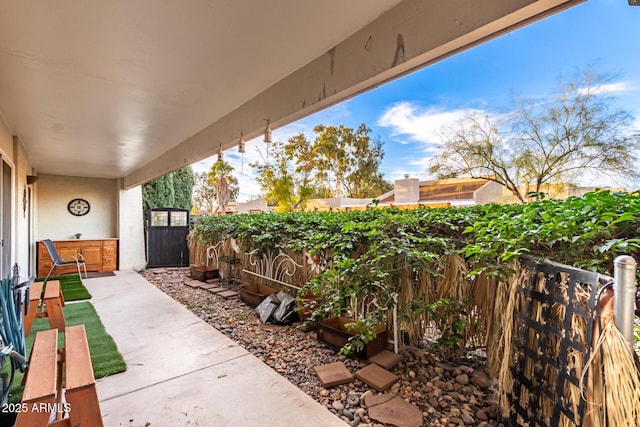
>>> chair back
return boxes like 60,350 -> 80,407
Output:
42,239 -> 62,265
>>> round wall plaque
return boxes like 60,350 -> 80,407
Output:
68,198 -> 90,216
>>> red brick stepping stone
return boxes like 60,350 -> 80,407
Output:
184,280 -> 202,288
355,363 -> 399,392
206,287 -> 226,294
363,393 -> 423,427
313,362 -> 354,388
217,290 -> 239,299
368,350 -> 403,370
199,283 -> 219,290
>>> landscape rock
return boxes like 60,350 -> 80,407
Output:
471,372 -> 492,390
347,394 -> 361,406
461,413 -> 475,424
141,268 -> 499,427
455,373 -> 469,386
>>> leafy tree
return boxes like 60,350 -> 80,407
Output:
142,166 -> 195,211
172,166 -> 194,211
253,123 -> 392,210
192,172 -> 217,215
313,124 -> 391,198
142,173 -> 174,210
142,167 -> 194,226
253,134 -> 316,212
428,70 -> 640,203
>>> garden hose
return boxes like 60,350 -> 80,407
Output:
0,345 -> 27,371
0,273 -> 28,406
0,277 -> 26,358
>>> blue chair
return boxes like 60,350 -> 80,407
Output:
42,239 -> 88,281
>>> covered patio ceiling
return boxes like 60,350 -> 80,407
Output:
0,0 -> 583,188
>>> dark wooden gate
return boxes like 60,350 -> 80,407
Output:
146,208 -> 190,268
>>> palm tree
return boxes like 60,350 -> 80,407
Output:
208,160 -> 238,214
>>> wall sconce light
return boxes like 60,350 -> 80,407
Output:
264,119 -> 272,144
238,132 -> 246,153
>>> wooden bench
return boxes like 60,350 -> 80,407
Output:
16,325 -> 103,426
24,280 -> 66,336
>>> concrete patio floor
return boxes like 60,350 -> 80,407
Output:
84,270 -> 347,427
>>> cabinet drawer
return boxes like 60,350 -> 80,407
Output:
103,246 -> 117,256
102,257 -> 116,272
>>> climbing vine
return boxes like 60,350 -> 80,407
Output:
190,191 -> 640,353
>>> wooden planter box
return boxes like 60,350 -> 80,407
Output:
239,282 -> 278,307
316,316 -> 388,358
190,265 -> 220,282
296,294 -> 322,322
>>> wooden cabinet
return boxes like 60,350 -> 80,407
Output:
37,239 -> 118,277
102,241 -> 117,272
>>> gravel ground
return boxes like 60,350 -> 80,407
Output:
139,267 -> 503,427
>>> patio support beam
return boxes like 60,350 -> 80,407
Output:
123,0 -> 583,189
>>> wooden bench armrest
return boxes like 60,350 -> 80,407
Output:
43,280 -> 61,300
29,281 -> 44,302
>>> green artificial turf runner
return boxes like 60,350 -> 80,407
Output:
8,301 -> 126,403
35,273 -> 92,301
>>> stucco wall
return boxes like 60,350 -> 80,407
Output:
394,177 -> 420,204
306,198 -> 371,209
36,174 -> 118,240
0,115 -> 12,158
475,181 -> 507,205
118,184 -> 146,270
0,116 -> 15,278
13,137 -> 33,277
236,198 -> 269,213
0,119 -> 36,279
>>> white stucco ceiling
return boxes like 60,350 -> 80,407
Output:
0,0 -> 581,185
0,0 -> 403,178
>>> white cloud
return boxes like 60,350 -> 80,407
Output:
376,102 -> 513,180
377,102 -> 484,146
578,81 -> 631,96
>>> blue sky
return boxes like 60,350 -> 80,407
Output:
196,0 -> 640,202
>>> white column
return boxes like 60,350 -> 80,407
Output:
118,184 -> 147,270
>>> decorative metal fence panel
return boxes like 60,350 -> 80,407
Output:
509,257 -> 610,427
